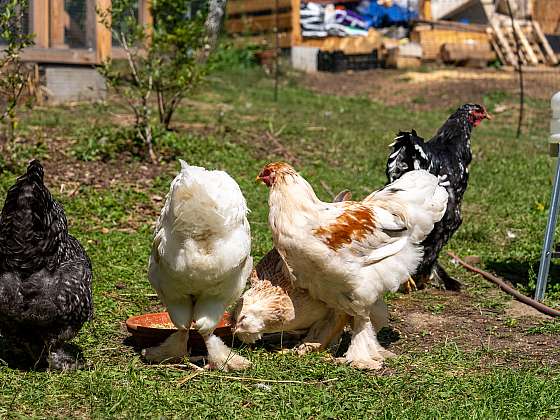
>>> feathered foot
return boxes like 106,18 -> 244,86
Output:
339,317 -> 394,370
142,330 -> 189,363
401,276 -> 417,294
47,344 -> 85,371
204,334 -> 251,372
433,263 -> 463,291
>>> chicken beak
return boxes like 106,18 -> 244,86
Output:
485,112 -> 493,120
255,175 -> 263,183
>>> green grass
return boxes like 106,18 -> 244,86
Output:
1,65 -> 560,418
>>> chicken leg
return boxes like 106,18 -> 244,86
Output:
203,333 -> 251,371
194,296 -> 251,371
340,316 -> 394,370
142,329 -> 189,363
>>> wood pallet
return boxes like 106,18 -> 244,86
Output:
489,14 -> 558,67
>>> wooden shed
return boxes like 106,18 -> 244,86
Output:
1,1 -> 152,102
15,0 -> 154,64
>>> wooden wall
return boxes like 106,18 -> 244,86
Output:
532,0 -> 560,34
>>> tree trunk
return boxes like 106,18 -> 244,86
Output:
200,0 -> 227,62
144,122 -> 157,163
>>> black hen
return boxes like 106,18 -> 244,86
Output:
385,104 -> 490,291
0,161 -> 93,370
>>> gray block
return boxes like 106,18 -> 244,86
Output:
291,46 -> 319,73
43,65 -> 106,104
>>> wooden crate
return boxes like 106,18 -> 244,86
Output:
411,23 -> 490,60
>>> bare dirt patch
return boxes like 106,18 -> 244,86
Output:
302,67 -> 560,111
387,288 -> 560,368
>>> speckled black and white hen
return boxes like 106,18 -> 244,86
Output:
0,160 -> 93,370
385,104 -> 490,291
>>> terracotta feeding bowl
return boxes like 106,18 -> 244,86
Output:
126,311 -> 233,351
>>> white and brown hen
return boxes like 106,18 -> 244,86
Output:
256,162 -> 448,369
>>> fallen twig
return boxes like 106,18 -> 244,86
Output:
150,362 -> 204,371
447,251 -> 560,317
177,370 -> 204,387
68,183 -> 81,197
177,371 -> 338,387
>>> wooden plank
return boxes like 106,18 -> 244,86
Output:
532,20 -> 559,65
95,0 -> 111,63
441,42 -> 496,62
532,0 -> 560,34
489,34 -> 506,64
489,20 -> 517,65
386,52 -> 421,69
419,0 -> 432,20
231,31 -> 292,49
50,0 -> 67,48
227,0 -> 291,16
299,29 -> 381,54
19,47 -> 97,64
291,0 -> 301,46
226,11 -> 292,34
414,19 -> 488,33
30,0 -> 49,48
512,19 -> 539,65
410,27 -> 490,60
138,0 -> 153,42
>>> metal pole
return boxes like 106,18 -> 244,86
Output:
535,147 -> 560,301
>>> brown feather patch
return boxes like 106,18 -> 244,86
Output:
314,203 -> 377,250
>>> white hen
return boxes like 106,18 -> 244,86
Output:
143,160 -> 252,371
257,163 -> 448,369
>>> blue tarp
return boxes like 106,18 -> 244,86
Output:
357,1 -> 418,28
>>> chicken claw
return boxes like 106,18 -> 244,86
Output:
206,353 -> 252,372
294,342 -> 322,355
401,276 -> 417,294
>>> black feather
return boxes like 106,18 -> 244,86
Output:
0,161 -> 93,370
385,104 -> 485,288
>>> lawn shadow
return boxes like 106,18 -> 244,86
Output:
0,336 -> 40,370
484,258 -> 560,292
0,336 -> 85,371
123,327 -> 402,362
